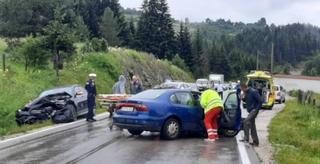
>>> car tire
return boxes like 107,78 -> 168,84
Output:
128,130 -> 143,136
283,98 -> 286,103
66,104 -> 77,122
278,100 -> 282,104
161,118 -> 181,140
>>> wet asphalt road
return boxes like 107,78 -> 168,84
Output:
0,118 -> 240,164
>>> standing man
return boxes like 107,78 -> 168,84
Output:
130,75 -> 144,94
85,73 -> 97,122
200,85 -> 224,142
240,83 -> 262,146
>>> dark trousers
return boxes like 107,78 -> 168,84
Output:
87,98 -> 95,120
244,109 -> 259,144
218,92 -> 223,100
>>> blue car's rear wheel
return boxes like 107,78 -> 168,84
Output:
161,118 -> 181,140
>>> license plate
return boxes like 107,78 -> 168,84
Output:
120,107 -> 134,112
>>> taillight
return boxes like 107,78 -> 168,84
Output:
135,104 -> 149,112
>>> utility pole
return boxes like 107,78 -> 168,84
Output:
256,51 -> 259,70
270,42 -> 274,74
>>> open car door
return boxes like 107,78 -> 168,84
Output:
219,92 -> 242,137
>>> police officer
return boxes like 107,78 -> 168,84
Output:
85,73 -> 97,122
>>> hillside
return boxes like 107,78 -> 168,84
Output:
0,46 -> 193,136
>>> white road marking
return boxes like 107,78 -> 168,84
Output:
236,132 -> 251,164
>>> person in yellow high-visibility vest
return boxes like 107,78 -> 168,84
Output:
200,87 -> 224,142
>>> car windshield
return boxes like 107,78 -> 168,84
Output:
39,87 -> 73,98
197,80 -> 208,84
131,89 -> 167,100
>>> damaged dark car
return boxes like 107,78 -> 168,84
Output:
16,85 -> 89,126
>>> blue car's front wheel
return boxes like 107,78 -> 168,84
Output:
161,118 -> 181,140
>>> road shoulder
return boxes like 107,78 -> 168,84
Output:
0,113 -> 109,150
253,104 -> 285,164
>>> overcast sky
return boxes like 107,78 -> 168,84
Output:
119,0 -> 320,26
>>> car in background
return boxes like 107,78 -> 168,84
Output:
196,79 -> 209,91
16,85 -> 88,125
154,81 -> 190,90
113,89 -> 242,140
274,85 -> 286,104
187,83 -> 199,92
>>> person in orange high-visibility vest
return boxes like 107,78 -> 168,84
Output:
200,86 -> 224,142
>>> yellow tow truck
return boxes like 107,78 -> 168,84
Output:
245,71 -> 275,109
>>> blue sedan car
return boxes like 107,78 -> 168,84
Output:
113,89 -> 241,140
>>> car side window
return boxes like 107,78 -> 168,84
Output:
175,92 -> 194,106
225,93 -> 238,109
75,87 -> 86,97
170,94 -> 179,104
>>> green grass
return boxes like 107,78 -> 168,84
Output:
0,47 -> 193,136
0,38 -> 7,53
269,101 -> 320,164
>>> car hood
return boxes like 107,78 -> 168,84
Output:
25,92 -> 72,108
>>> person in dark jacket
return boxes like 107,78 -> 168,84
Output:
85,73 -> 97,122
240,83 -> 262,146
130,75 -> 144,94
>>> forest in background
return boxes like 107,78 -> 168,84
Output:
0,0 -> 320,80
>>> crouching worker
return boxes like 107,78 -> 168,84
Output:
200,88 -> 224,142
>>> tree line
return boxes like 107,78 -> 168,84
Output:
1,0 -> 320,79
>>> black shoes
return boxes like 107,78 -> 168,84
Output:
86,118 -> 97,122
250,142 -> 259,147
239,139 -> 249,143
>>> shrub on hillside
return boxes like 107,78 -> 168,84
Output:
19,37 -> 50,71
81,38 -> 109,53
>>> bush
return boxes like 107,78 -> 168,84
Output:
171,54 -> 189,71
19,37 -> 50,70
288,90 -> 299,97
82,38 -> 109,53
302,54 -> 320,76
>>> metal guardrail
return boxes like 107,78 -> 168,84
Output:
97,94 -> 131,109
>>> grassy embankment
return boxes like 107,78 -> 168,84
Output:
269,100 -> 320,164
0,40 -> 193,137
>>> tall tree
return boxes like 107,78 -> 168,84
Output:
157,0 -> 177,59
128,17 -> 136,48
192,29 -> 206,77
109,0 -> 130,46
177,22 -> 193,68
99,8 -> 120,46
136,0 -> 176,59
43,6 -> 75,78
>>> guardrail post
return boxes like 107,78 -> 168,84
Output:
2,53 -> 5,72
298,90 -> 303,104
